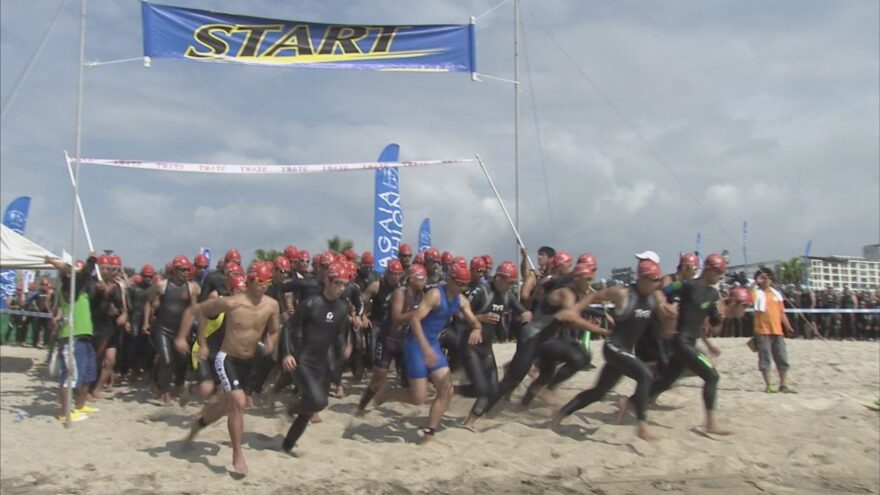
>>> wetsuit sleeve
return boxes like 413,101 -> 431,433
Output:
707,293 -> 722,326
507,291 -> 528,315
279,277 -> 308,295
662,280 -> 685,298
282,298 -> 309,357
469,286 -> 489,314
347,284 -> 364,316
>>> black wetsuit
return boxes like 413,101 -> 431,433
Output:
635,274 -> 680,373
521,287 -> 594,406
198,270 -> 228,302
458,282 -> 528,417
559,285 -> 657,420
355,271 -> 379,292
439,280 -> 483,371
90,284 -> 119,353
645,279 -> 722,410
334,282 -> 365,383
482,285 -> 568,414
153,280 -> 192,392
280,293 -> 349,452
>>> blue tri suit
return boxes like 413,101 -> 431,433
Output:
405,285 -> 461,379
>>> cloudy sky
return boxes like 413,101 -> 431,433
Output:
1,0 -> 878,276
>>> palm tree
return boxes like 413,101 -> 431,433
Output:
253,249 -> 283,264
776,257 -> 804,286
327,236 -> 353,253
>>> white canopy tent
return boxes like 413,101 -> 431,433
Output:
0,224 -> 59,270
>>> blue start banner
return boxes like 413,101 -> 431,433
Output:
418,218 -> 431,253
0,196 -> 31,310
142,2 -> 476,73
373,144 -> 402,274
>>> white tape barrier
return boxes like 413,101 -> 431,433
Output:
68,157 -> 477,175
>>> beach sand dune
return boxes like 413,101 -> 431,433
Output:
2,338 -> 878,494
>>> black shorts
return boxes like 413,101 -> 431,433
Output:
373,334 -> 404,369
214,351 -> 255,392
195,351 -> 220,384
95,325 -> 123,352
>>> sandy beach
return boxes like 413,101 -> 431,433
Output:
1,338 -> 878,494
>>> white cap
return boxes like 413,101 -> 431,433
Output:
634,251 -> 660,265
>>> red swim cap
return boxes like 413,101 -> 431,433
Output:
229,274 -> 247,292
408,263 -> 427,279
225,261 -> 244,275
327,262 -> 351,282
284,245 -> 298,261
495,261 -> 518,281
297,250 -> 310,262
704,254 -> 727,273
194,254 -> 209,268
572,261 -> 596,279
274,256 -> 291,272
637,260 -> 662,280
441,251 -> 454,264
361,251 -> 374,265
482,255 -> 494,268
679,252 -> 699,269
318,252 -> 335,269
414,252 -> 425,265
171,255 -> 189,270
108,255 -> 122,267
449,263 -> 471,284
225,249 -> 241,264
729,286 -> 752,305
551,252 -> 573,270
470,256 -> 487,272
424,247 -> 441,262
343,249 -> 357,262
247,261 -> 273,283
386,259 -> 404,274
141,264 -> 155,277
398,243 -> 413,255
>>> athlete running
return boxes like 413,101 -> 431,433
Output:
632,253 -> 735,435
458,261 -> 532,430
635,252 -> 698,375
357,260 -> 420,415
279,262 -> 352,453
373,263 -> 482,442
185,262 -> 280,476
552,258 -> 675,440
143,255 -> 201,406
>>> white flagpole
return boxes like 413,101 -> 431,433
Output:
65,0 -> 87,428
475,154 -> 535,272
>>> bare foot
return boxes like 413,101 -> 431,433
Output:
245,395 -> 255,409
637,428 -> 659,441
616,397 -> 633,424
535,388 -> 560,407
232,452 -> 249,477
310,413 -> 323,424
354,408 -> 367,418
419,434 -> 437,446
636,421 -> 659,441
550,410 -> 565,428
372,386 -> 389,407
462,414 -> 478,432
161,393 -> 172,407
706,425 -> 733,436
185,417 -> 203,444
334,385 -> 345,398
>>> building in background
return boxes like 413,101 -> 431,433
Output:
863,244 -> 879,261
806,255 -> 879,291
